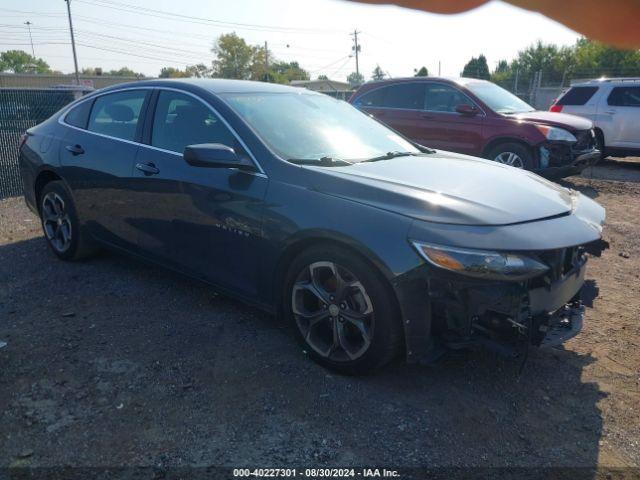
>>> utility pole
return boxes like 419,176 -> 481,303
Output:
350,30 -> 361,77
438,61 -> 441,76
264,41 -> 269,82
24,21 -> 35,57
64,0 -> 80,85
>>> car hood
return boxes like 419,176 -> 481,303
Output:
305,151 -> 576,226
510,110 -> 593,131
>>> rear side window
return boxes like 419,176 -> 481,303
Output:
151,90 -> 236,154
64,100 -> 93,129
607,86 -> 640,107
425,83 -> 474,112
88,90 -> 148,141
556,86 -> 598,105
356,83 -> 425,110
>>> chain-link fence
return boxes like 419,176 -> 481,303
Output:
0,87 -> 89,199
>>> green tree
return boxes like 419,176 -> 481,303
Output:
159,67 -> 189,78
0,50 -> 50,73
371,65 -> 386,81
317,74 -> 329,80
269,61 -> 309,83
414,66 -> 429,77
185,63 -> 212,78
107,67 -> 143,77
461,54 -> 490,79
347,71 -> 364,87
571,38 -> 640,78
212,32 -> 255,79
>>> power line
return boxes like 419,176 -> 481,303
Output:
75,0 -> 344,34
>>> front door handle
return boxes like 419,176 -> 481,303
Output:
135,162 -> 160,175
605,110 -> 616,115
420,113 -> 434,119
65,144 -> 84,156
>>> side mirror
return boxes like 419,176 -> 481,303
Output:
183,143 -> 254,170
455,104 -> 479,116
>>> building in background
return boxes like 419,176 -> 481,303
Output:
290,79 -> 352,100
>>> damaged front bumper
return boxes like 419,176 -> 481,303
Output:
535,132 -> 601,178
398,239 -> 608,363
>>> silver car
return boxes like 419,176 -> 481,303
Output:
551,78 -> 640,158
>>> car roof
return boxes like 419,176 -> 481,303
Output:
97,78 -> 315,95
571,77 -> 640,87
354,76 -> 491,90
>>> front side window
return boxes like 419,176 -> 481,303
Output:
425,84 -> 474,113
608,86 -> 640,107
151,90 -> 236,153
221,91 -> 420,162
88,90 -> 147,141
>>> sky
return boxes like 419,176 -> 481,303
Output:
0,0 -> 582,80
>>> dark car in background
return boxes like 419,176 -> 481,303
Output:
350,77 -> 600,177
19,79 -> 606,374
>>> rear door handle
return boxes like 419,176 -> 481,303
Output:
605,110 -> 616,115
135,162 -> 160,175
65,144 -> 84,156
420,113 -> 434,119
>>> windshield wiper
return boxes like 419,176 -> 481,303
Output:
361,151 -> 430,163
287,156 -> 353,167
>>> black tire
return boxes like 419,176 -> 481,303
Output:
487,142 -> 536,170
39,181 -> 99,261
283,244 -> 403,375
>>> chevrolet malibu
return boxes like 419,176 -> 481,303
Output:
19,79 -> 606,374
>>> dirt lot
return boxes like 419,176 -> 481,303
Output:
0,159 -> 639,473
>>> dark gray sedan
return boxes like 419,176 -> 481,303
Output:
19,79 -> 606,374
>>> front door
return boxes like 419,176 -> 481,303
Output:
417,82 -> 484,155
130,89 -> 268,295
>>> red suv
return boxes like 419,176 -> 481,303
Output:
349,77 -> 600,177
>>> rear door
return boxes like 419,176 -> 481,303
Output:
599,85 -> 640,149
129,88 -> 268,295
59,88 -> 151,250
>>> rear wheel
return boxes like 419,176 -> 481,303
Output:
39,181 -> 98,261
488,142 -> 535,170
283,245 -> 402,375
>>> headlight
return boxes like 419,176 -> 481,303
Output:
411,241 -> 549,281
535,125 -> 577,142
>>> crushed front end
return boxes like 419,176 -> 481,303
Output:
536,128 -> 600,178
425,241 -> 608,359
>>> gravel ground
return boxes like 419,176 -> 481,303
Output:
0,159 -> 639,472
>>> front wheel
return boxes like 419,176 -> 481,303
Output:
283,245 -> 403,375
487,142 -> 535,170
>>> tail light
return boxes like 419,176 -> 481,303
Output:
550,104 -> 563,113
19,133 -> 28,149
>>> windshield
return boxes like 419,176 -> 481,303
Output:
464,81 -> 535,114
220,91 -> 420,163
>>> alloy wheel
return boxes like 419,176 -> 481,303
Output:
292,261 -> 374,362
42,192 -> 72,253
494,151 -> 525,168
